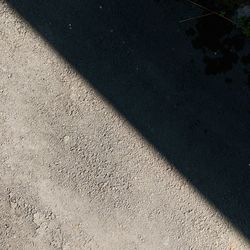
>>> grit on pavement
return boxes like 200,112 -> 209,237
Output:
0,1 -> 250,249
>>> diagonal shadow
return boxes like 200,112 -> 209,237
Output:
7,0 -> 250,239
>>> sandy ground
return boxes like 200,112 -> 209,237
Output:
0,1 -> 249,249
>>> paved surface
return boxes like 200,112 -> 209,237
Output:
0,1 -> 250,249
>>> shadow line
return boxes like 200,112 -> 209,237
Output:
7,0 -> 250,239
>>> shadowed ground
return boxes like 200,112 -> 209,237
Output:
5,0 -> 250,242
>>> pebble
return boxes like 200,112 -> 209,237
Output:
63,135 -> 70,143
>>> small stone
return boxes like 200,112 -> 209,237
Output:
63,135 -> 70,143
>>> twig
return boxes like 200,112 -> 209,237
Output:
184,0 -> 236,24
179,12 -> 214,23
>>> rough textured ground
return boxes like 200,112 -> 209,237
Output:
0,1 -> 249,250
